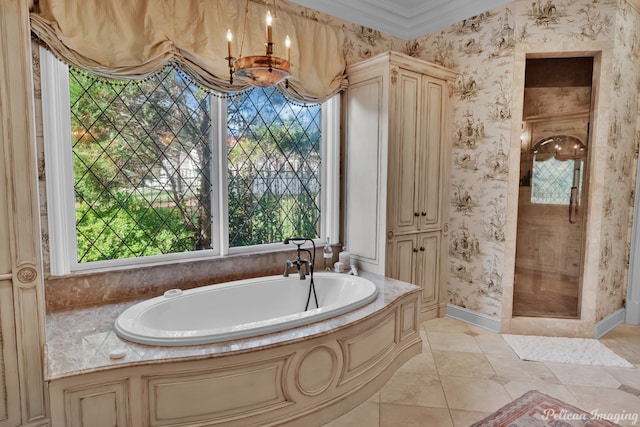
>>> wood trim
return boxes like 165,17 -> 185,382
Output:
0,0 -> 48,424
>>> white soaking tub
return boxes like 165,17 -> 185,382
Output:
114,273 -> 378,346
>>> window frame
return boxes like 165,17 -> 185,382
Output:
40,47 -> 339,275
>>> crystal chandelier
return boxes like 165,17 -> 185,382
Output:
225,0 -> 291,87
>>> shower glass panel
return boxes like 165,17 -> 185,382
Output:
514,57 -> 593,319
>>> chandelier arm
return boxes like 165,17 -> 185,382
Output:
239,0 -> 250,58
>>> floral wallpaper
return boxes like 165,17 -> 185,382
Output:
396,0 -> 639,321
596,0 -> 640,321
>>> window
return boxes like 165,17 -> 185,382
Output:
530,136 -> 586,205
226,89 -> 322,247
40,48 -> 339,275
531,157 -> 579,205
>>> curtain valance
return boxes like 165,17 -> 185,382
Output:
30,0 -> 347,103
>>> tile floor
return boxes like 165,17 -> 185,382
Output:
324,317 -> 640,427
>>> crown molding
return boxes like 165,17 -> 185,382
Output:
288,0 -> 512,40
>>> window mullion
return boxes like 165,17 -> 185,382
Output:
211,95 -> 229,255
322,95 -> 340,243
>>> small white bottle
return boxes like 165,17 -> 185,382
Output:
339,246 -> 350,269
323,237 -> 333,271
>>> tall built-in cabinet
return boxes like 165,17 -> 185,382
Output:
0,1 -> 49,426
344,52 -> 456,319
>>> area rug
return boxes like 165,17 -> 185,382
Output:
471,390 -> 625,426
503,334 -> 634,368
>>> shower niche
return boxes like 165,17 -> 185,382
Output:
514,56 -> 593,319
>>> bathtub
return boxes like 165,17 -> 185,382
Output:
114,273 -> 378,346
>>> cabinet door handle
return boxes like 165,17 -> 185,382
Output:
421,212 -> 426,216
412,248 -> 418,253
414,212 -> 419,217
420,247 -> 425,251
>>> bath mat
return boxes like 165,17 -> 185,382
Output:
471,390 -> 624,426
503,334 -> 634,368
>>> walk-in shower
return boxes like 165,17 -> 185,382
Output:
514,57 -> 594,318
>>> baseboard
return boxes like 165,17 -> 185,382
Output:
595,308 -> 626,339
625,299 -> 640,325
445,304 -> 501,333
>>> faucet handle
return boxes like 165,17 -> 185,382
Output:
283,259 -> 294,277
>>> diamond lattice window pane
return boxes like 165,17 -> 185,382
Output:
70,65 -> 213,262
531,157 -> 574,205
226,87 -> 321,247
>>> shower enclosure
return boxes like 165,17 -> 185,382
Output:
513,57 -> 593,319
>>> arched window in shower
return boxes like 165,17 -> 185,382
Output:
531,136 -> 587,216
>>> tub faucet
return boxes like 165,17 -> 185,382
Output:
283,238 -> 314,280
284,258 -> 310,280
283,237 -> 319,311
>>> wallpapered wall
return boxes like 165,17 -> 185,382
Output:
597,0 -> 640,321
290,0 -> 639,321
399,0 -> 639,321
34,0 -> 640,321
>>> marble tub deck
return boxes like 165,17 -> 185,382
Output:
45,272 -> 420,380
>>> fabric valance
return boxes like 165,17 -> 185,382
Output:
30,0 -> 347,103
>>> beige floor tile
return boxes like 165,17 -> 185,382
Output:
604,365 -> 640,390
423,317 -> 471,333
466,324 -> 497,335
380,371 -> 448,408
450,409 -> 493,427
398,351 -> 438,375
427,331 -> 483,353
380,404 -> 453,427
419,326 -> 431,353
616,337 -> 640,363
485,354 -> 560,383
567,385 -> 640,426
323,320 -> 640,426
601,338 -> 640,365
503,381 -> 583,407
545,363 -> 621,388
367,391 -> 380,403
475,333 -> 517,355
601,324 -> 640,339
323,401 -> 379,427
440,376 -> 512,412
432,350 -> 495,378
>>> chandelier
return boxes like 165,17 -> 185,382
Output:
225,0 -> 291,87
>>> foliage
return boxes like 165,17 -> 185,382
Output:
70,66 -> 321,262
76,193 -> 194,262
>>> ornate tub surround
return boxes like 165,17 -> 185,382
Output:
46,273 -> 421,426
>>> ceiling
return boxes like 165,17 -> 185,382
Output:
288,0 -> 512,40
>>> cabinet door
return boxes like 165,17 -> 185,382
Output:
418,76 -> 446,231
54,380 -> 130,427
416,232 -> 441,308
389,234 -> 417,284
391,69 -> 421,233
